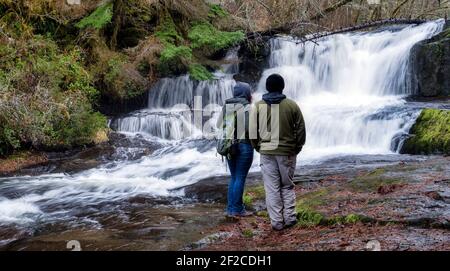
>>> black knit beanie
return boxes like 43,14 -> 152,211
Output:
266,74 -> 285,93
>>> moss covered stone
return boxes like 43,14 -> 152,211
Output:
188,22 -> 245,54
401,109 -> 450,155
188,64 -> 213,81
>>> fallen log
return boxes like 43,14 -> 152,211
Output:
246,18 -> 428,44
298,18 -> 428,43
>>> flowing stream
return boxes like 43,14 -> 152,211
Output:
0,20 -> 445,241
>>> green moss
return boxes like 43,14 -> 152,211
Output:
242,229 -> 254,238
208,4 -> 229,18
256,210 -> 269,218
76,1 -> 114,29
324,214 -> 368,226
103,55 -> 146,99
344,214 -> 362,224
188,64 -> 213,81
297,189 -> 329,209
243,185 -> 266,208
161,45 -> 193,63
153,13 -> 244,79
402,109 -> 450,155
188,22 -> 244,52
293,188 -> 374,227
154,16 -> 183,45
295,189 -> 329,227
296,207 -> 324,227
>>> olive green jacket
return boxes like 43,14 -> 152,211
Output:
250,98 -> 306,156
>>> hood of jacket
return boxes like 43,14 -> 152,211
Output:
262,92 -> 286,105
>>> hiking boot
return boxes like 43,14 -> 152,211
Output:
272,224 -> 284,231
225,214 -> 240,222
284,220 -> 297,229
236,211 -> 254,217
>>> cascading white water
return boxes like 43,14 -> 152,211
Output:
257,20 -> 444,159
0,20 -> 444,226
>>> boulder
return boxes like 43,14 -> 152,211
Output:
401,109 -> 450,155
408,20 -> 450,97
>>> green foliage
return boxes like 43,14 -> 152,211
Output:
243,185 -> 266,208
208,4 -> 229,18
188,64 -> 213,81
188,22 -> 245,52
104,55 -> 147,99
154,16 -> 183,44
293,189 -> 367,227
324,214 -> 366,226
0,35 -> 106,153
296,207 -> 324,227
104,56 -> 126,86
344,214 -> 363,224
158,44 -> 192,76
153,12 -> 244,80
76,1 -> 114,29
160,45 -> 193,63
402,109 -> 450,155
0,125 -> 21,156
242,229 -> 254,238
295,189 -> 328,227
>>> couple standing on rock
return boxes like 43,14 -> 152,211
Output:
217,74 -> 306,231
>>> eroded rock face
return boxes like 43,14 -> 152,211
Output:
409,21 -> 450,97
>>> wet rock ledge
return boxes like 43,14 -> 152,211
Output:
409,20 -> 450,97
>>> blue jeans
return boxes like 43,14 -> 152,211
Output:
226,143 -> 254,215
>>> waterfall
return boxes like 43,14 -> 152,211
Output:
0,20 -> 444,227
257,20 -> 444,158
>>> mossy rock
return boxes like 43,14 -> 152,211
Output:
401,109 -> 450,155
188,22 -> 245,56
243,185 -> 266,209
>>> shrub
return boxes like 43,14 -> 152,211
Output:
0,35 -> 107,154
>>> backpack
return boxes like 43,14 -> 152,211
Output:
216,108 -> 238,160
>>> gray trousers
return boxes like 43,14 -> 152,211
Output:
260,154 -> 297,228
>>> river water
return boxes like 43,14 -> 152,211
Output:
0,20 -> 446,247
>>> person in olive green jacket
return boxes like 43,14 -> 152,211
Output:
250,74 -> 306,231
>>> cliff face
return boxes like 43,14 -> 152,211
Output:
409,21 -> 450,97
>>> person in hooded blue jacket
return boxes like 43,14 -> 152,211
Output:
217,82 -> 254,218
